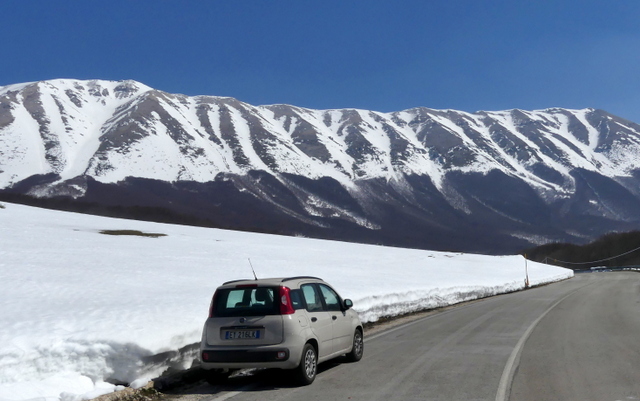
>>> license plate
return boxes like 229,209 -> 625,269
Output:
225,330 -> 261,340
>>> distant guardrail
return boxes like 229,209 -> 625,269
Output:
574,267 -> 640,273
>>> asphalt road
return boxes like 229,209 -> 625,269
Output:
163,272 -> 640,401
510,271 -> 640,401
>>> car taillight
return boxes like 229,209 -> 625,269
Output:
208,290 -> 219,318
279,286 -> 295,315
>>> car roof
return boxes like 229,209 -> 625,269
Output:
219,276 -> 324,288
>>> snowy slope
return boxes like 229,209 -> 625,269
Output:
0,201 -> 573,401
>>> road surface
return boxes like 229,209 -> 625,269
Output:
162,272 -> 640,401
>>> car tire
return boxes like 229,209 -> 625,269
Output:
295,343 -> 317,385
346,329 -> 364,362
205,368 -> 232,385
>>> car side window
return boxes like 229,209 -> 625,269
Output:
319,284 -> 342,312
290,289 -> 305,310
301,284 -> 324,312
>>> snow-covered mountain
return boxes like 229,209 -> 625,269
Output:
2,79 -> 640,253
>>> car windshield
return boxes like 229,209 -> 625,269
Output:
213,286 -> 280,317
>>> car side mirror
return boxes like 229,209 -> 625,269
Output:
343,299 -> 353,309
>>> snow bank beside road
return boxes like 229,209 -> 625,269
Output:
0,203 -> 573,401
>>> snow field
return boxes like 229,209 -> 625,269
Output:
0,202 -> 573,401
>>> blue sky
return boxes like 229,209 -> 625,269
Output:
1,1 -> 639,122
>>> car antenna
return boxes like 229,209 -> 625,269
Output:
248,258 -> 258,280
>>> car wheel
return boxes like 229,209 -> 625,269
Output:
346,329 -> 364,362
205,368 -> 232,385
295,343 -> 317,385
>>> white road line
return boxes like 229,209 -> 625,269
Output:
494,282 -> 595,401
208,392 -> 240,401
203,390 -> 244,401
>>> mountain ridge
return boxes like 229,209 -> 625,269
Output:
2,79 -> 640,253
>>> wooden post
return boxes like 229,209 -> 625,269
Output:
524,254 -> 530,288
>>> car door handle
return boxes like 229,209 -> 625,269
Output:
311,317 -> 317,322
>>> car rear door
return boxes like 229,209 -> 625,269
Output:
318,283 -> 353,354
300,283 -> 334,358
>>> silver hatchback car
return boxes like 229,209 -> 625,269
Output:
200,276 -> 364,385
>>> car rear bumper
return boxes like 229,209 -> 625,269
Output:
202,348 -> 289,363
200,344 -> 303,370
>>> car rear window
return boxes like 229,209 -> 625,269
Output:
213,286 -> 280,317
